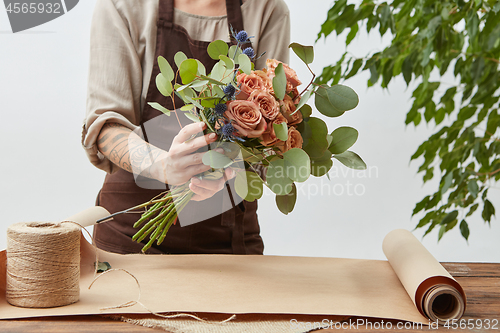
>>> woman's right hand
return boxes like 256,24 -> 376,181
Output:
98,121 -> 236,201
157,122 -> 220,186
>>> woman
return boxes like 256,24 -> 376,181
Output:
82,0 -> 290,254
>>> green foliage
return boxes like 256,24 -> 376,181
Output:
273,122 -> 288,141
235,171 -> 263,202
276,183 -> 297,214
289,42 -> 315,64
148,38 -> 366,221
272,63 -> 287,100
315,84 -> 359,117
179,59 -> 198,84
207,40 -> 229,60
201,150 -> 233,169
329,126 -> 359,154
318,0 -> 500,241
147,102 -> 171,116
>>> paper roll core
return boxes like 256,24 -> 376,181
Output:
423,284 -> 465,324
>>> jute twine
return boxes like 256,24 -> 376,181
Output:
5,218 -> 235,324
6,221 -> 81,308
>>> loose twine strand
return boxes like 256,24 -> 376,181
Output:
8,219 -> 235,324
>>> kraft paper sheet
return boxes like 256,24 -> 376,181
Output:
0,207 -> 465,324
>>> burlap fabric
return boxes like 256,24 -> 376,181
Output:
106,313 -> 349,333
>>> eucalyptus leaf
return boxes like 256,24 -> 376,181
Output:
200,75 -> 225,85
273,122 -> 288,141
202,150 -> 233,169
329,127 -> 359,154
238,54 -> 252,74
276,183 -> 297,214
155,73 -> 173,96
174,51 -> 187,69
184,112 -> 201,123
311,150 -> 333,177
207,40 -> 229,60
219,55 -> 235,71
158,56 -> 174,82
283,148 -> 311,182
213,85 -> 226,98
315,84 -> 359,117
228,45 -> 242,62
295,89 -> 313,113
209,61 -> 225,82
272,63 -> 287,100
147,102 -> 171,116
180,104 -> 195,112
300,104 -> 313,118
179,59 -> 198,84
200,98 -> 218,108
289,42 -> 314,64
235,171 -> 263,202
267,159 -> 294,195
315,85 -> 343,117
302,117 -> 329,159
333,151 -> 367,170
183,94 -> 203,110
189,80 -> 210,89
196,60 -> 206,76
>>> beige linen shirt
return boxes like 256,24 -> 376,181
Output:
82,0 -> 291,173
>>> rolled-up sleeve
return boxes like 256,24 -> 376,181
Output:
82,0 -> 144,174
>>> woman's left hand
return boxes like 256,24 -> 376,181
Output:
189,168 -> 236,201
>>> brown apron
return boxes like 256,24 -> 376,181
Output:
93,0 -> 263,255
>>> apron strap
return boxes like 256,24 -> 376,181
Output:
231,207 -> 247,254
158,0 -> 174,28
226,0 -> 244,33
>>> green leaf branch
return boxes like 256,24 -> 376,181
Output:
317,0 -> 500,241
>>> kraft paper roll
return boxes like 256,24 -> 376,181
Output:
1,221 -> 467,326
383,229 -> 466,324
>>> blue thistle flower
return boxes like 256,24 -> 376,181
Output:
223,84 -> 236,97
235,30 -> 248,43
242,47 -> 255,59
214,102 -> 227,116
221,122 -> 235,139
216,120 -> 245,142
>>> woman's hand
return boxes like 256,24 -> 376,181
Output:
97,121 -> 235,201
189,168 -> 235,201
160,122 -> 217,184
159,122 -> 236,201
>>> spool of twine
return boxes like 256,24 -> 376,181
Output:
6,221 -> 81,308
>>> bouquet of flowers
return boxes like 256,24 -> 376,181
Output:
129,30 -> 366,252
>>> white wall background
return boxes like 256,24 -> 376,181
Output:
0,0 -> 498,262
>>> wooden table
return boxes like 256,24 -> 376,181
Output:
2,263 -> 499,333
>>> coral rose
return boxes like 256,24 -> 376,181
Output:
253,70 -> 273,91
248,90 -> 280,121
236,72 -> 267,100
259,113 -> 288,147
266,59 -> 302,90
225,100 -> 267,138
278,126 -> 303,153
281,95 -> 303,126
291,87 -> 301,104
285,127 -> 303,151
